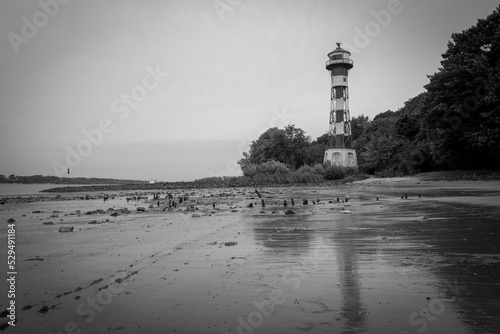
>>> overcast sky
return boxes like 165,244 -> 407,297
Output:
0,0 -> 498,181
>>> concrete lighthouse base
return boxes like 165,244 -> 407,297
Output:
324,148 -> 358,168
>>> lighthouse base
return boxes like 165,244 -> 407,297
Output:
324,148 -> 358,168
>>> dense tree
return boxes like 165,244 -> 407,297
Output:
238,125 -> 311,170
307,133 -> 329,164
351,114 -> 370,140
423,5 -> 500,169
353,93 -> 434,176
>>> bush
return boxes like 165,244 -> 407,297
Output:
242,160 -> 326,184
343,175 -> 355,183
312,163 -> 325,175
324,166 -> 345,180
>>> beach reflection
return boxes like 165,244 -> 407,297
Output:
248,197 -> 500,333
334,226 -> 368,333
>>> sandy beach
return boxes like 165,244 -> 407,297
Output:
1,178 -> 500,333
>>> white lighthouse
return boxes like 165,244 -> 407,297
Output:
324,43 -> 358,168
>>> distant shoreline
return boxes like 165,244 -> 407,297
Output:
39,169 -> 500,194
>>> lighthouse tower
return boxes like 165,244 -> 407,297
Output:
324,43 -> 358,168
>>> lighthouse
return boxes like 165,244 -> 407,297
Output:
324,43 -> 358,168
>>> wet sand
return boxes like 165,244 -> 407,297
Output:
1,178 -> 499,333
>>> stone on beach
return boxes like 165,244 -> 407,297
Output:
86,209 -> 106,215
58,226 -> 74,232
223,241 -> 237,246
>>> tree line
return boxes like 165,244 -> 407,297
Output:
0,174 -> 147,185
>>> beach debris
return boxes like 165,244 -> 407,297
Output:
339,210 -> 351,214
261,199 -> 265,207
85,209 -> 106,215
110,212 -> 119,217
291,198 -> 294,206
207,241 -> 217,245
58,226 -> 74,232
223,241 -> 237,247
87,220 -> 99,224
7,218 -> 16,223
255,189 -> 262,198
284,200 -> 288,207
303,199 -> 308,205
137,207 -> 146,212
148,204 -> 154,209
231,209 -> 238,212
38,305 -> 49,314
42,222 -> 54,225
247,203 -> 253,208
26,257 -> 44,261
120,208 -> 131,214
285,210 -> 295,215
192,213 -> 201,218
32,210 -> 42,213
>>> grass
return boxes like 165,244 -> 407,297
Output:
415,169 -> 500,181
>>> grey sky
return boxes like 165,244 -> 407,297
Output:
0,0 -> 498,181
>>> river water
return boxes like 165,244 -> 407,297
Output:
0,183 -> 101,196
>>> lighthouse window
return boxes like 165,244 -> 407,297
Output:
347,153 -> 355,164
333,67 -> 348,75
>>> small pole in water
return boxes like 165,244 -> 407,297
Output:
67,168 -> 70,188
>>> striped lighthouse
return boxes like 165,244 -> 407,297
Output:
324,43 -> 358,168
